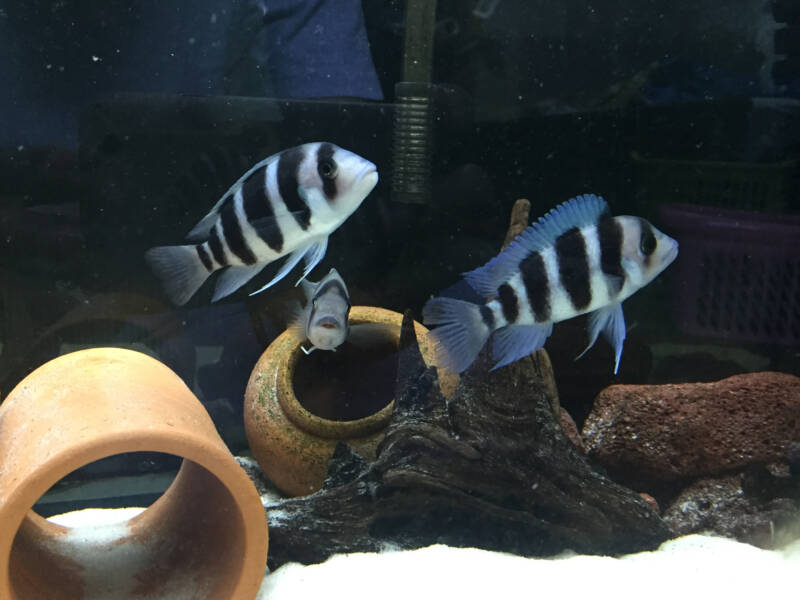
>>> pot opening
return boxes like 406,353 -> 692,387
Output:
34,451 -> 181,519
292,322 -> 399,421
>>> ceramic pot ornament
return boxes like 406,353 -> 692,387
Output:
0,348 -> 268,600
244,306 -> 458,497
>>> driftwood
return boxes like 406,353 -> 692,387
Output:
263,199 -> 670,569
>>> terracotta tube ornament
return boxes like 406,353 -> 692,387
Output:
245,306 -> 458,497
0,348 -> 268,600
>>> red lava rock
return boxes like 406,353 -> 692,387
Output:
581,372 -> 800,487
662,473 -> 800,549
559,408 -> 585,452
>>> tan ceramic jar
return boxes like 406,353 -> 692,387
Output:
0,347 -> 268,600
244,306 -> 457,497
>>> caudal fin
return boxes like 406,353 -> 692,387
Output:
422,297 -> 492,373
144,245 -> 211,306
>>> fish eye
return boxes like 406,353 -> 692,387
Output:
639,227 -> 657,256
318,159 -> 338,180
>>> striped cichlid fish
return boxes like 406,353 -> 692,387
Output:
145,142 -> 378,305
423,194 -> 679,374
289,267 -> 351,354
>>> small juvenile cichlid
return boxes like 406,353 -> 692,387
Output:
145,142 -> 378,305
423,194 -> 679,374
289,268 -> 351,354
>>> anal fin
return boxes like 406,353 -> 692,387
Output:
212,263 -> 266,302
491,322 -> 553,371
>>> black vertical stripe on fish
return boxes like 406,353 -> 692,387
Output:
316,142 -> 338,200
479,304 -> 495,329
217,193 -> 234,215
639,218 -> 657,266
196,245 -> 213,271
597,217 -> 625,296
497,283 -> 519,323
220,199 -> 257,265
315,279 -> 348,299
242,167 -> 283,253
277,147 -> 312,230
208,228 -> 228,266
555,227 -> 592,311
519,251 -> 551,322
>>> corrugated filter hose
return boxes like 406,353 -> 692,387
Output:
391,0 -> 438,205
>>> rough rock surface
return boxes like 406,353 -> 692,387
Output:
663,468 -> 800,549
582,372 -> 800,488
559,407 -> 584,452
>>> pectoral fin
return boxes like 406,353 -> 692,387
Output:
248,237 -> 329,296
576,303 -> 627,374
295,237 -> 328,285
248,245 -> 309,296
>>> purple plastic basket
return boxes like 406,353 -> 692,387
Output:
659,203 -> 800,344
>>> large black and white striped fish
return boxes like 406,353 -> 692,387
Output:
423,194 -> 679,374
145,142 -> 378,305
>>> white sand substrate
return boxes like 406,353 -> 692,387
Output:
48,508 -> 800,600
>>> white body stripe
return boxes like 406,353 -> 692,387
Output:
540,246 -> 573,323
506,273 -> 536,324
487,299 -> 506,328
581,224 -> 612,312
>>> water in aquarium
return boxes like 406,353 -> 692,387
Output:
0,1 -> 799,598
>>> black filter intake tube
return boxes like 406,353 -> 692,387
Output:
391,0 -> 437,205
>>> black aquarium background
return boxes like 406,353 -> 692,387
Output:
0,0 -> 798,510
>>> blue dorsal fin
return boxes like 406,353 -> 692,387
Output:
527,193 -> 610,245
464,194 -> 609,298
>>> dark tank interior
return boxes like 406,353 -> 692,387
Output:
0,0 -> 798,571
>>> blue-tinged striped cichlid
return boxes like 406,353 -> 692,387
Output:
423,194 -> 679,374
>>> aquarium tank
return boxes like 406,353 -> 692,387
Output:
0,0 -> 799,598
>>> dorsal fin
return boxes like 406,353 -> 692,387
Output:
299,278 -> 317,301
464,194 -> 609,298
523,193 -> 609,245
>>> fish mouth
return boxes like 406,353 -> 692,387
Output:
314,316 -> 342,329
665,239 -> 679,265
356,163 -> 379,187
